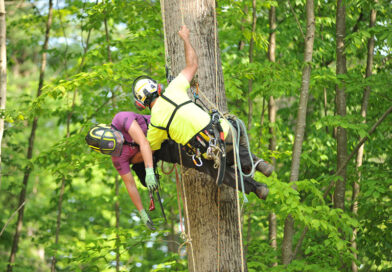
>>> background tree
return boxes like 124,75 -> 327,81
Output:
0,0 -> 5,188
281,0 -> 315,265
1,0 -> 391,271
334,0 -> 348,211
267,3 -> 278,267
7,1 -> 53,270
351,2 -> 377,271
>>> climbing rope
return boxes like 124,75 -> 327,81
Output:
160,160 -> 175,175
178,144 -> 196,271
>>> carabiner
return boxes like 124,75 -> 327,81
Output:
192,154 -> 203,167
209,138 -> 217,147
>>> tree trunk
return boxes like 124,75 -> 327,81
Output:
115,176 -> 120,272
282,0 -> 315,265
351,4 -> 377,272
7,0 -> 53,271
0,0 -> 6,190
161,0 -> 245,271
247,0 -> 256,132
267,5 -> 278,267
50,179 -> 65,272
238,1 -> 248,51
334,0 -> 348,210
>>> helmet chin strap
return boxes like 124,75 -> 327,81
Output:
149,97 -> 158,109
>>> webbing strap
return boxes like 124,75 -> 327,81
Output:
150,95 -> 193,140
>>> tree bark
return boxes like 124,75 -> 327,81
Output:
161,0 -> 245,271
333,0 -> 348,211
247,0 -> 256,132
238,1 -> 248,51
50,179 -> 65,272
267,5 -> 278,267
0,0 -> 6,190
351,4 -> 377,271
282,0 -> 315,265
7,0 -> 53,271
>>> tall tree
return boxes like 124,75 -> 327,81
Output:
351,3 -> 377,271
267,3 -> 278,267
0,0 -> 6,189
282,0 -> 315,265
160,0 -> 245,271
247,0 -> 257,132
7,0 -> 53,270
334,0 -> 348,210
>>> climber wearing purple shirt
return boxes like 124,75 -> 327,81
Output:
110,111 -> 156,230
111,112 -> 150,175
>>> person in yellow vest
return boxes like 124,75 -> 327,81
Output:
132,25 -> 273,199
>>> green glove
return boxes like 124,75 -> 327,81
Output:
139,209 -> 156,230
145,167 -> 158,192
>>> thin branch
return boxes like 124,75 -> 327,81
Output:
323,104 -> 392,199
291,105 -> 392,262
288,0 -> 305,40
290,226 -> 308,262
0,201 -> 26,237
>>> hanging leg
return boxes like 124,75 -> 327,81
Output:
154,140 -> 268,198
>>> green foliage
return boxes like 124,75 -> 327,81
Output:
1,0 -> 392,271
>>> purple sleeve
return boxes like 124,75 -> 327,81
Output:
111,112 -> 138,143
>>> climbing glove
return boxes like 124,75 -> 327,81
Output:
139,209 -> 156,230
145,167 -> 158,192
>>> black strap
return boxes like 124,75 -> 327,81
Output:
150,95 -> 193,140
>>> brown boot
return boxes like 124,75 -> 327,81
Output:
255,160 -> 274,177
255,184 -> 269,200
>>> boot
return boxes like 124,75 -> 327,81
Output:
255,184 -> 269,200
254,159 -> 274,177
251,153 -> 274,177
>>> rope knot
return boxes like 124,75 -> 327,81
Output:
178,232 -> 193,257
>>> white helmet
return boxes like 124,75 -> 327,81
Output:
132,76 -> 163,110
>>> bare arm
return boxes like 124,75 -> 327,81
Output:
120,172 -> 144,211
128,120 -> 153,168
130,150 -> 156,165
178,25 -> 198,83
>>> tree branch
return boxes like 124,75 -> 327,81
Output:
288,0 -> 305,40
0,201 -> 26,238
323,104 -> 392,199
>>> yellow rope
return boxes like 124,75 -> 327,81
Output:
178,144 -> 196,271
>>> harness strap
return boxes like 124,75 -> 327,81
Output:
150,94 -> 193,140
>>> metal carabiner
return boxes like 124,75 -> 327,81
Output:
192,154 -> 203,167
209,138 -> 217,147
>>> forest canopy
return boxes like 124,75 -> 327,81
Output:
1,0 -> 391,271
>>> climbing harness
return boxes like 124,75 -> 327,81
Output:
149,94 -> 227,186
149,94 -> 193,140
